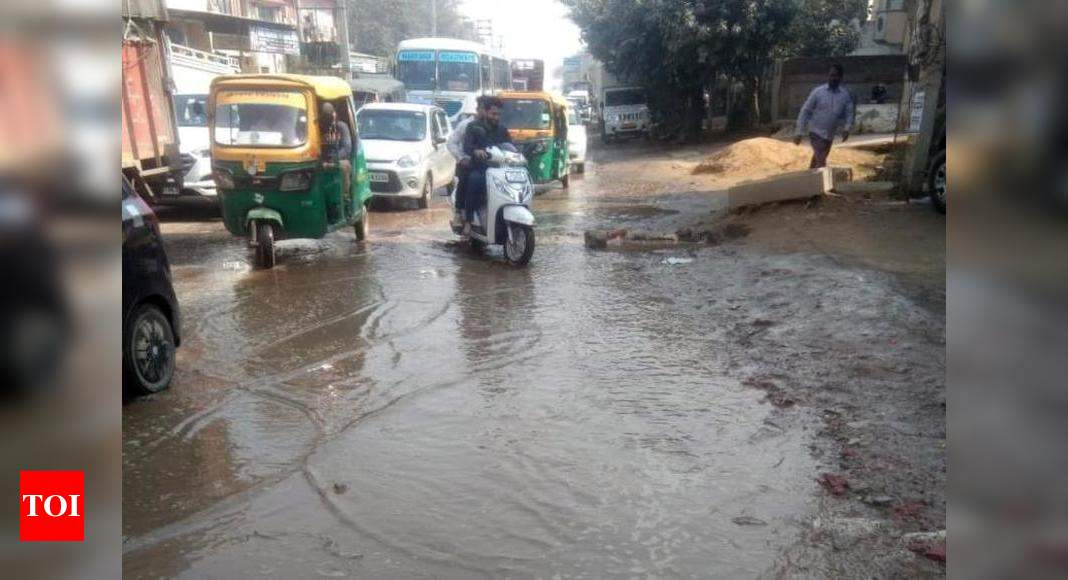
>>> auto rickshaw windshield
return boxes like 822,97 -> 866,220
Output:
214,90 -> 309,148
501,99 -> 550,130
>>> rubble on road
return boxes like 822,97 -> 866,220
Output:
583,228 -> 680,250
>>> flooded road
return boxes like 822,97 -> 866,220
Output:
123,140 -> 944,578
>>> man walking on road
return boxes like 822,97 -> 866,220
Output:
794,63 -> 854,169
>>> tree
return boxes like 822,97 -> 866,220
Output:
783,0 -> 867,57
347,0 -> 477,58
565,0 -> 867,135
566,0 -> 798,136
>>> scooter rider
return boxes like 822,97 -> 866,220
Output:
446,97 -> 488,226
461,96 -> 512,235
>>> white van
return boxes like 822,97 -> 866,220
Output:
357,103 -> 456,209
601,86 -> 649,143
170,44 -> 239,197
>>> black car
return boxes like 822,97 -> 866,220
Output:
122,177 -> 180,395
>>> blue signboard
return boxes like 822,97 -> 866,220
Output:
438,51 -> 478,63
398,50 -> 434,62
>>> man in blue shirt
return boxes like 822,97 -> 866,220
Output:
794,63 -> 854,169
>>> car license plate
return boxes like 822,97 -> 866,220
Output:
622,123 -> 636,130
369,172 -> 389,183
161,185 -> 180,196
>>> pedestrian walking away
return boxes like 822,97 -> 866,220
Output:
794,63 -> 854,169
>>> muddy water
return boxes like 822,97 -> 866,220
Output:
123,163 -> 816,578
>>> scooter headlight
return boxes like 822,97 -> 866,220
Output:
492,175 -> 523,202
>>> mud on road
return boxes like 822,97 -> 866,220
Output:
123,136 -> 945,578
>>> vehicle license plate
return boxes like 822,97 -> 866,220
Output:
369,172 -> 389,183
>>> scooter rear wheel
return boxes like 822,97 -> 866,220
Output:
504,224 -> 535,266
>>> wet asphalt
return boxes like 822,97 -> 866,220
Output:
123,141 -> 859,578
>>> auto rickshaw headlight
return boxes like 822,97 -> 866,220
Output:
279,170 -> 313,192
212,169 -> 235,189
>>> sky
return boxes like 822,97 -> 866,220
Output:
459,0 -> 584,93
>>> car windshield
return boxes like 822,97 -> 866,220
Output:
213,90 -> 308,147
175,94 -> 209,127
501,99 -> 550,130
357,110 -> 427,141
438,51 -> 479,92
396,51 -> 436,91
604,88 -> 645,107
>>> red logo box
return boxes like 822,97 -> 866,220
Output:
20,471 -> 84,542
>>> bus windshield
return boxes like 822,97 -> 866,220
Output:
396,50 -> 436,91
501,99 -> 550,130
438,51 -> 479,92
604,88 -> 646,107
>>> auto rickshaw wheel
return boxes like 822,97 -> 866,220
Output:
254,221 -> 275,269
561,172 -> 571,189
354,207 -> 369,241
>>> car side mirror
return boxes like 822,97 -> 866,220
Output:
434,135 -> 447,145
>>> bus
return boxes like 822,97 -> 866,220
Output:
395,38 -> 511,123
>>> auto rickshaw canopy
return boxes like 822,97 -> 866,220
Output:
211,74 -> 354,101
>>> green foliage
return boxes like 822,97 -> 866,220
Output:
565,0 -> 864,134
347,0 -> 477,57
783,0 -> 867,57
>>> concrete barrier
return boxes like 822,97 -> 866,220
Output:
727,168 -> 832,209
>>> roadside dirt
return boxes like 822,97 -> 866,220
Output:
692,136 -> 886,182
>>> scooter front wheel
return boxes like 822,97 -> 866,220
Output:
504,224 -> 535,266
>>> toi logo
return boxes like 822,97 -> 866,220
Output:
20,471 -> 84,542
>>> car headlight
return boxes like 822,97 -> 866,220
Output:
397,154 -> 420,168
279,170 -> 313,191
212,169 -> 234,189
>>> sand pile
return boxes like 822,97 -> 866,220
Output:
692,137 -> 883,181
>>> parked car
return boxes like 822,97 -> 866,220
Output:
357,103 -> 456,209
567,109 -> 588,173
122,176 -> 180,395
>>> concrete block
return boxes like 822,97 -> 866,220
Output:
728,168 -> 831,209
854,104 -> 900,133
834,181 -> 897,197
829,165 -> 853,186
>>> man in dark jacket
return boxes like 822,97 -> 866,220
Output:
460,96 -> 512,233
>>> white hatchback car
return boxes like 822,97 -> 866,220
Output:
356,103 -> 456,209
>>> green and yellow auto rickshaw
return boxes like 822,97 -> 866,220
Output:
499,91 -> 571,189
209,74 -> 372,268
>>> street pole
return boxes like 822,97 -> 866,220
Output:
338,0 -> 352,78
431,0 -> 438,36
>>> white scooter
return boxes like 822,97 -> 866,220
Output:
446,144 -> 536,265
